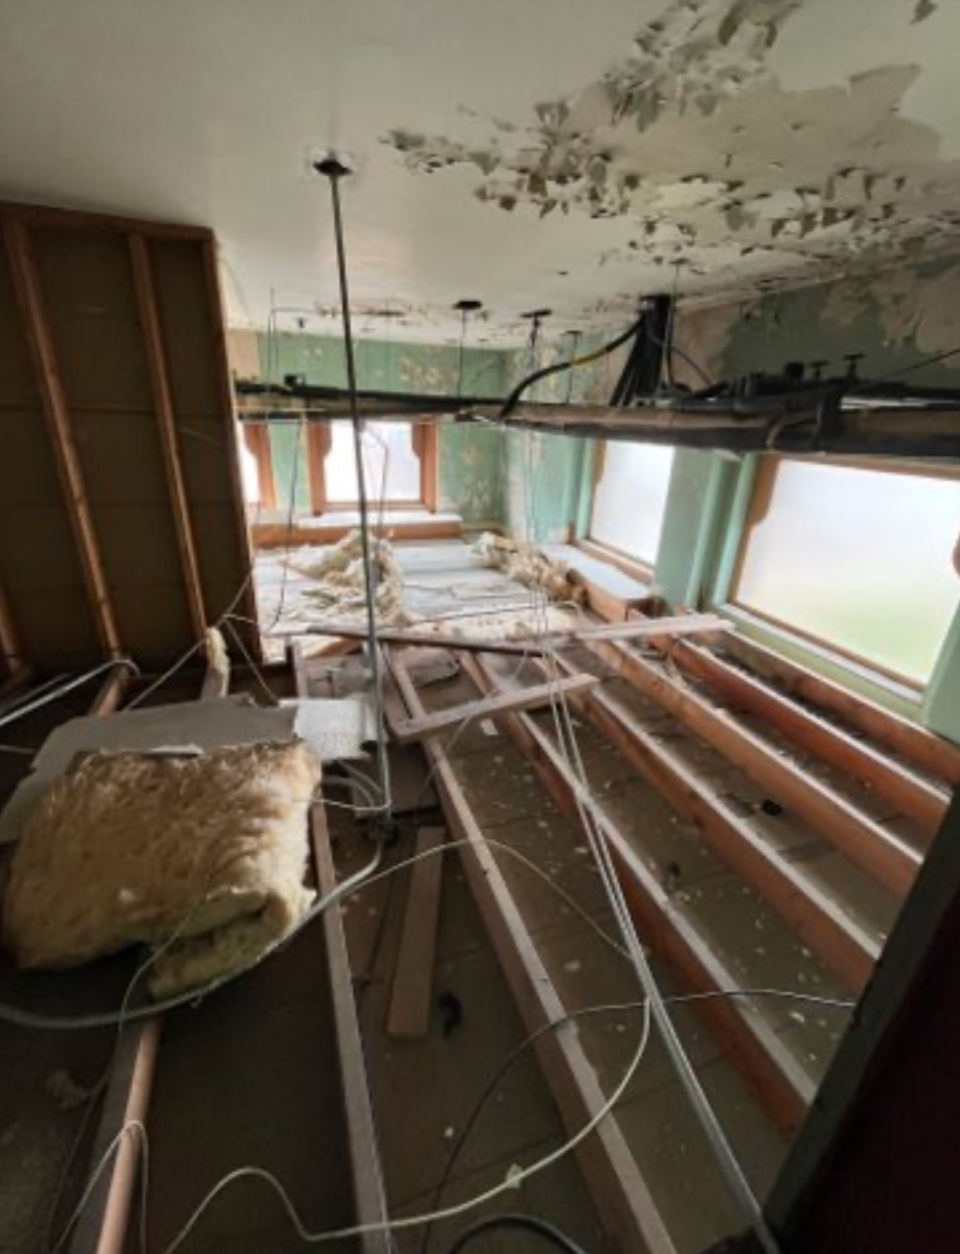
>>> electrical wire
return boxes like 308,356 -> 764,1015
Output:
419,987 -> 854,1254
443,1214 -> 589,1254
0,659 -> 139,731
55,1002 -> 654,1254
500,314 -> 646,418
511,424 -> 779,1252
0,833 -> 631,1032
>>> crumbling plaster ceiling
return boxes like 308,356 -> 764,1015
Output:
0,0 -> 958,345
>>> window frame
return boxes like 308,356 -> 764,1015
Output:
243,418 -> 438,515
717,452 -> 960,695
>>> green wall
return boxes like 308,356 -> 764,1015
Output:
256,331 -> 509,527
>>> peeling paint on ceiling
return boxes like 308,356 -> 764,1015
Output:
1,0 -> 960,343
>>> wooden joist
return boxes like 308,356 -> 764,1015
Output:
129,233 -> 207,640
460,651 -> 814,1136
724,633 -> 960,788
534,652 -> 878,992
2,217 -> 122,658
387,824 -> 446,1039
588,639 -> 922,899
655,635 -> 950,842
389,672 -> 598,744
0,570 -> 24,678
291,643 -> 391,1251
388,650 -> 677,1254
291,612 -> 729,658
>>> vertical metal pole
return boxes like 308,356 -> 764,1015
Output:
318,157 -> 391,817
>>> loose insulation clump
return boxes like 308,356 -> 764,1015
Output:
2,740 -> 322,998
472,532 -> 585,604
289,528 -> 413,626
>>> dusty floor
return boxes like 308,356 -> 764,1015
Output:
0,536 -> 942,1254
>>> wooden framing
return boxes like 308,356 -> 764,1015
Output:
0,569 -> 24,677
243,424 -> 277,510
287,613 -> 729,658
2,216 -> 122,658
387,824 -> 446,1039
388,672 -> 599,744
459,651 -> 814,1135
306,423 -> 333,514
291,643 -> 391,1251
724,632 -> 960,787
129,233 -> 207,639
387,650 -> 678,1254
656,635 -> 950,841
413,420 -> 439,512
201,236 -> 261,653
588,639 -> 922,899
534,652 -> 878,992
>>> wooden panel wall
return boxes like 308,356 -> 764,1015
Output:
0,202 -> 257,675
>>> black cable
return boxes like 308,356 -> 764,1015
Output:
852,342 -> 960,391
500,314 -> 646,417
444,1213 -> 590,1253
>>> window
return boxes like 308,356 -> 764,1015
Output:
588,442 -> 674,567
325,422 -> 422,504
730,457 -> 960,686
241,419 -> 437,514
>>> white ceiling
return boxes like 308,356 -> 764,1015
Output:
1,0 -> 959,345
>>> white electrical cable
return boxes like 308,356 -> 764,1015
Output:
513,419 -> 780,1253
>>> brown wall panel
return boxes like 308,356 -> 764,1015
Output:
0,202 -> 257,671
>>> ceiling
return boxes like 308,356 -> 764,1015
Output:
1,0 -> 959,345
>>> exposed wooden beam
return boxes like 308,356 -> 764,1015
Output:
387,824 -> 446,1039
286,612 -> 730,658
2,216 -> 122,658
588,639 -> 921,899
389,672 -> 599,744
244,424 -> 277,511
724,633 -> 960,787
306,423 -> 332,515
387,650 -> 677,1254
0,568 -> 25,677
657,635 -> 949,842
460,651 -> 814,1135
536,652 -> 878,992
291,642 -> 391,1251
129,233 -> 207,639
201,236 -> 261,653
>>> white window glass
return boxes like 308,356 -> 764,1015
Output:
326,421 -> 421,504
589,443 -> 674,565
733,458 -> 960,685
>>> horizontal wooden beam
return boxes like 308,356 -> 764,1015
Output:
284,612 -> 730,659
3,216 -> 122,658
389,672 -> 598,744
387,651 -> 676,1254
535,653 -> 878,992
658,637 -> 949,843
461,652 -> 814,1136
724,633 -> 960,788
588,639 -> 921,899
